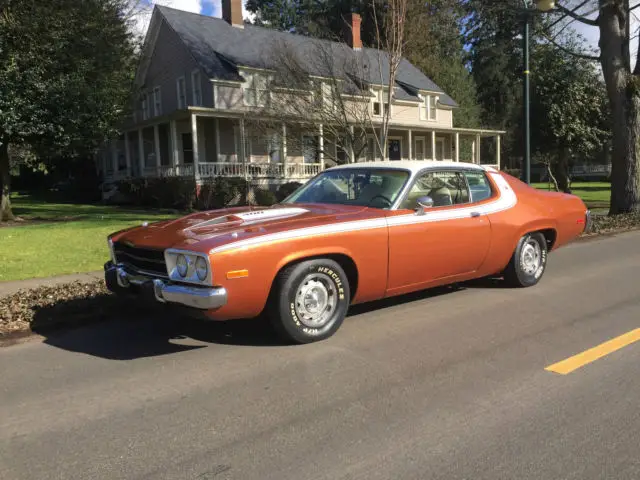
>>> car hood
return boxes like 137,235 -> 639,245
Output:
111,203 -> 381,253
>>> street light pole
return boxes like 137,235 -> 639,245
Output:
523,11 -> 531,185
520,0 -> 555,185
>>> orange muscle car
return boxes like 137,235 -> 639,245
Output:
105,161 -> 591,343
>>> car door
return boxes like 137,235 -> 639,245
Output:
386,168 -> 493,294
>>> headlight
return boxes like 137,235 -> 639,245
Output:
195,256 -> 208,281
176,254 -> 188,277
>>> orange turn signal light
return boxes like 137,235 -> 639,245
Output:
226,269 -> 249,279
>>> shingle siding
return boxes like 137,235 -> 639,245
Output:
139,18 -> 210,120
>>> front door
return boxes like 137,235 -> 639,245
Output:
385,168 -> 493,295
388,138 -> 402,160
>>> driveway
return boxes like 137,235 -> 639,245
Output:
1,231 -> 640,480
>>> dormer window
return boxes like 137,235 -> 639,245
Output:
243,71 -> 268,107
419,93 -> 438,121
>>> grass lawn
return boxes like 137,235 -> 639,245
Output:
0,195 -> 178,282
532,181 -> 611,209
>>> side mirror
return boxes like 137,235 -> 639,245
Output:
415,195 -> 434,215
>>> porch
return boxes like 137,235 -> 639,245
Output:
100,110 -> 504,184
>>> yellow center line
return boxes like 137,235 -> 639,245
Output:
545,328 -> 640,375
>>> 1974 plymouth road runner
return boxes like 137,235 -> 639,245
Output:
105,161 -> 591,343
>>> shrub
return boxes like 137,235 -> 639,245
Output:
276,181 -> 303,201
116,176 -> 196,210
253,188 -> 278,206
197,176 -> 248,210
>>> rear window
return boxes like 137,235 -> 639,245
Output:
464,171 -> 493,203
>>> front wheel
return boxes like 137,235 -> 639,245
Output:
503,232 -> 548,287
268,259 -> 351,344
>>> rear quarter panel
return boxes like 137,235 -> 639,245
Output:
479,173 -> 587,276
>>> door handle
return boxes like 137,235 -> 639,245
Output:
470,212 -> 481,218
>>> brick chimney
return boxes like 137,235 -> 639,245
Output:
222,0 -> 244,28
343,13 -> 362,50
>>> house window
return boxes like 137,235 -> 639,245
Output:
366,137 -> 377,161
243,72 -> 268,107
267,132 -> 281,163
191,70 -> 202,106
302,135 -> 318,163
372,89 -> 390,117
420,94 -> 438,121
176,77 -> 186,109
153,86 -> 162,116
181,133 -> 193,163
141,92 -> 149,120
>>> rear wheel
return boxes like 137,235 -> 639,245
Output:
268,259 -> 351,344
503,232 -> 548,287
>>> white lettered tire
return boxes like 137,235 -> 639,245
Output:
503,232 -> 548,287
269,259 -> 350,344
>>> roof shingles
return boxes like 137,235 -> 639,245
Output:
156,5 -> 457,107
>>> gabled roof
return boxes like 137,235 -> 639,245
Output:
153,5 -> 458,107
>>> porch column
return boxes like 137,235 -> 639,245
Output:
455,133 -> 460,162
137,129 -> 145,176
495,135 -> 501,169
282,123 -> 288,178
349,125 -> 355,162
319,124 -> 325,170
431,131 -> 436,161
408,130 -> 412,160
170,120 -> 179,167
124,133 -> 131,176
191,113 -> 200,181
475,134 -> 481,164
239,118 -> 247,180
153,124 -> 161,174
471,139 -> 476,164
215,118 -> 221,162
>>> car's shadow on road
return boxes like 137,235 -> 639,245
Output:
34,277 -> 508,360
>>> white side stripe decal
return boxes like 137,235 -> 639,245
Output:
209,173 -> 516,255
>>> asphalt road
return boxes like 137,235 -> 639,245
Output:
2,231 -> 640,480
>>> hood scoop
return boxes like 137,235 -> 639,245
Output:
187,207 -> 309,231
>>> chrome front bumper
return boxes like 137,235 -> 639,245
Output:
104,262 -> 227,310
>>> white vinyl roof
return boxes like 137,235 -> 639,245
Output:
325,161 -> 493,175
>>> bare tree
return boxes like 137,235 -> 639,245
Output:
248,0 -> 410,168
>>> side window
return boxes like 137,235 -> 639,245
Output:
400,170 -> 470,209
464,171 -> 493,203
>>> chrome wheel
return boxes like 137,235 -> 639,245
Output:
294,273 -> 338,329
520,238 -> 542,275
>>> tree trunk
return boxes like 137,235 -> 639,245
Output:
0,141 -> 15,222
599,0 -> 640,214
608,88 -> 640,214
554,149 -> 572,194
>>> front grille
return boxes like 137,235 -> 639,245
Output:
113,242 -> 167,277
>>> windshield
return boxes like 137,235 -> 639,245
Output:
282,168 -> 410,209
